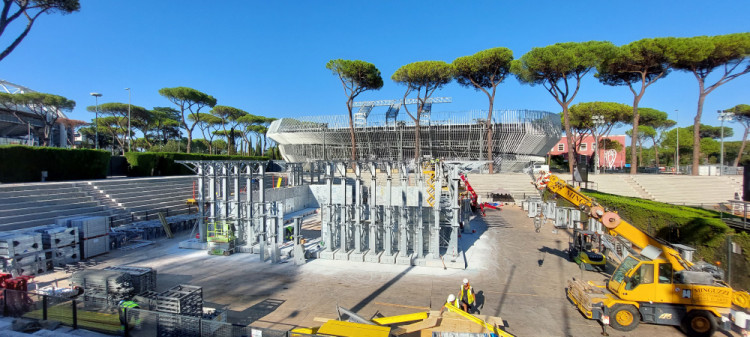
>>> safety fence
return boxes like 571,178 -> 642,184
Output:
0,288 -> 317,336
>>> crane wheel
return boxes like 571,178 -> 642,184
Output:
601,212 -> 621,229
681,310 -> 716,337
609,304 -> 640,331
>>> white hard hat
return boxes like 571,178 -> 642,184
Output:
447,294 -> 456,302
463,278 -> 469,285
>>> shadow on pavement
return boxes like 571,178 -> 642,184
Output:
350,265 -> 414,313
234,298 -> 286,325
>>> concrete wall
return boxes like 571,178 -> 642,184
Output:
373,186 -> 428,207
308,184 -> 353,207
248,185 -> 316,215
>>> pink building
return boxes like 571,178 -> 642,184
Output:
548,135 -> 627,169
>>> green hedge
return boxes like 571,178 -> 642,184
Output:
581,190 -> 730,250
0,145 -> 110,183
552,189 -> 750,289
124,152 -> 269,177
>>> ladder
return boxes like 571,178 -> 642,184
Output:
424,168 -> 436,207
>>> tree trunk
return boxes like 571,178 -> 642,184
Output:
691,87 -> 707,175
734,126 -> 749,167
228,127 -> 236,155
653,138 -> 660,167
486,99 -> 494,173
562,103 -> 576,173
186,129 -> 192,153
42,125 -> 50,146
638,140 -> 643,165
347,99 -> 357,161
414,118 -> 421,159
629,96 -> 642,175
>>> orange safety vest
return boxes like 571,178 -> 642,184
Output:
460,285 -> 475,305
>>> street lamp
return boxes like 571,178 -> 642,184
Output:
125,88 -> 131,152
718,110 -> 734,176
592,115 -> 605,174
90,92 -> 102,149
675,109 -> 679,173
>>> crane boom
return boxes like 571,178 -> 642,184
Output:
545,174 -> 691,271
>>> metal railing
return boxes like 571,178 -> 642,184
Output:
108,204 -> 195,228
0,288 -> 309,337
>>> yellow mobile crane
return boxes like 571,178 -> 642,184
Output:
541,174 -> 750,337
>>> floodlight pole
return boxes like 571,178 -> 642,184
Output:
718,110 -> 734,176
125,88 -> 131,152
90,92 -> 102,149
675,109 -> 679,173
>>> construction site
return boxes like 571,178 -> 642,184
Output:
0,154 -> 747,337
0,84 -> 748,337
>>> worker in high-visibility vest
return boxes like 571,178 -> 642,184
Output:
439,294 -> 459,316
459,278 -> 476,313
284,225 -> 294,241
119,300 -> 140,334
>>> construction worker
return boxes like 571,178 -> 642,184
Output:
284,225 -> 294,241
118,300 -> 140,335
459,278 -> 476,313
439,294 -> 459,316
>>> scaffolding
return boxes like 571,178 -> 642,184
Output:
177,159 -> 472,268
268,109 -> 560,172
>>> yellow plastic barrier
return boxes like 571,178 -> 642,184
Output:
316,320 -> 390,337
371,311 -> 429,325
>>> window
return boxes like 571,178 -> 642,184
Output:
557,143 -> 564,151
626,263 -> 654,290
658,263 -> 673,284
579,143 -> 587,151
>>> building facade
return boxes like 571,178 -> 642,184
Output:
548,135 -> 627,170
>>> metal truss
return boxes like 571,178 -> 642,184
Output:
268,109 -> 561,172
0,79 -> 68,122
352,97 -> 452,127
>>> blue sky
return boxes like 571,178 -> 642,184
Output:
1,0 -> 748,139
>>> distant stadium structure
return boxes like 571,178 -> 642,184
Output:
0,80 -> 77,147
268,97 -> 561,172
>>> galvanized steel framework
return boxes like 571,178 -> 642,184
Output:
317,160 -> 470,267
268,109 -> 561,172
177,159 -> 472,267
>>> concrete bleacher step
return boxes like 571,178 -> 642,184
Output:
102,186 -> 193,202
0,187 -> 85,201
0,199 -> 101,217
0,192 -> 92,206
0,205 -> 108,224
0,209 -> 121,231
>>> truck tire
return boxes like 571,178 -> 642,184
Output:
609,304 -> 640,331
681,310 -> 716,337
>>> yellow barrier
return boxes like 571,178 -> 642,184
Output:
371,311 -> 429,325
316,320 -> 390,337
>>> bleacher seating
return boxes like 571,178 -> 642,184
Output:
0,176 -> 196,232
86,176 -> 194,215
0,182 -> 112,231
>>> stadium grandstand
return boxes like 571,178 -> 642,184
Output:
0,79 -> 80,147
267,97 -> 561,172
